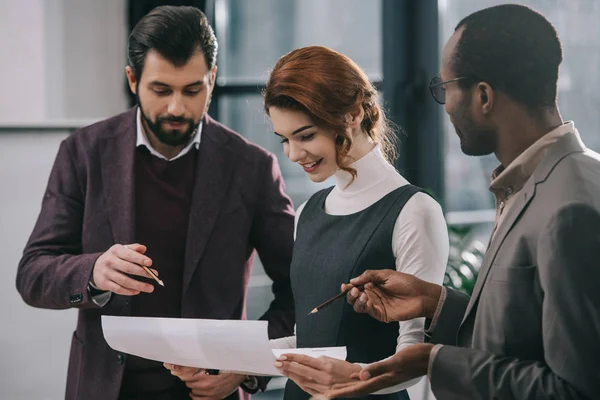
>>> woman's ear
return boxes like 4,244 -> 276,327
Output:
345,106 -> 365,129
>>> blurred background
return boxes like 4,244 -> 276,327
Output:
1,0 -> 599,399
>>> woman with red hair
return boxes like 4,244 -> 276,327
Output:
265,46 -> 448,400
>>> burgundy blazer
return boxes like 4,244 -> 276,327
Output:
16,108 -> 296,400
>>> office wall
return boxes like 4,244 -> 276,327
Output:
44,0 -> 129,120
0,132 -> 72,399
0,0 -> 129,123
0,0 -> 46,121
0,1 -> 128,398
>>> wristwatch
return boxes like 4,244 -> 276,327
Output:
240,375 -> 259,394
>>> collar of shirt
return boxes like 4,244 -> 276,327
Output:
135,108 -> 202,161
489,121 -> 576,200
332,143 -> 403,194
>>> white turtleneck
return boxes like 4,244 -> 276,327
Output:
271,145 -> 449,393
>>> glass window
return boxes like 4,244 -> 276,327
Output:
215,0 -> 382,84
440,0 -> 600,212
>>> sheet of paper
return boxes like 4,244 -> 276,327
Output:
272,347 -> 347,360
102,316 -> 346,376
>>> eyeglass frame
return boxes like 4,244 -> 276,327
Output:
429,76 -> 475,105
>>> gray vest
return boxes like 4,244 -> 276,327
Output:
285,185 -> 421,400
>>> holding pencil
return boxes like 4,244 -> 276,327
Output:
124,244 -> 164,287
308,284 -> 360,315
89,243 -> 163,296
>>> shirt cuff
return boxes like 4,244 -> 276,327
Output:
427,344 -> 443,380
425,286 -> 447,335
88,282 -> 112,307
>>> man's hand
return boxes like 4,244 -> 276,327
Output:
325,343 -> 434,398
92,243 -> 158,296
274,354 -> 362,396
343,270 -> 442,322
164,364 -> 245,399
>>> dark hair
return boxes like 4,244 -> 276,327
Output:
453,4 -> 563,112
264,45 -> 396,181
127,5 -> 218,80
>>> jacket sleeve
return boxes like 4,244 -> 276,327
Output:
428,287 -> 470,345
249,153 -> 296,340
16,139 -> 103,310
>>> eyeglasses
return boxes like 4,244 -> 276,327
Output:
429,76 -> 471,105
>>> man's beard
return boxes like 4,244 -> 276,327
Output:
452,95 -> 496,157
138,98 -> 200,147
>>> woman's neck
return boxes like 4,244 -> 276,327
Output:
344,129 -> 376,165
334,144 -> 398,194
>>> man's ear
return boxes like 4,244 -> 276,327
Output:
125,66 -> 138,95
208,66 -> 218,89
478,82 -> 494,114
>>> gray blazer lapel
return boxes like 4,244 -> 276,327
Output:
461,131 -> 585,324
100,109 -> 137,246
182,116 -> 237,295
461,179 -> 536,323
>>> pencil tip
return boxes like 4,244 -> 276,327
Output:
308,308 -> 317,315
158,280 -> 165,287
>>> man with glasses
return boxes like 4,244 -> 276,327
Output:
326,4 -> 600,399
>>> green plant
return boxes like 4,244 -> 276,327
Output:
444,225 -> 486,296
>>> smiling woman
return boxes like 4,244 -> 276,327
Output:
262,46 -> 449,400
268,107 -> 338,182
264,45 -> 396,185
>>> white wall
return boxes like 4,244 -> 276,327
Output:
0,1 -> 127,398
0,0 -> 46,121
47,0 -> 129,119
0,132 -> 73,400
0,0 -> 128,123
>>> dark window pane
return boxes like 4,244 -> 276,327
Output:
216,0 -> 382,83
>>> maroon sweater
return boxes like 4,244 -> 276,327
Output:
120,145 -> 198,397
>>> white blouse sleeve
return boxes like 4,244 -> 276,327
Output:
360,192 -> 449,394
293,201 -> 307,241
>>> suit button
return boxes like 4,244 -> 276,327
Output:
117,353 -> 125,364
124,300 -> 129,307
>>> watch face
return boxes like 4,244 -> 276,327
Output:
242,376 -> 260,393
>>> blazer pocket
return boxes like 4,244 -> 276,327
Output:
65,331 -> 84,400
489,264 -> 537,283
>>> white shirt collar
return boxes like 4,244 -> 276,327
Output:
333,144 -> 399,195
135,108 -> 202,161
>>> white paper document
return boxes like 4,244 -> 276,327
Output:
102,316 -> 346,376
271,347 -> 347,360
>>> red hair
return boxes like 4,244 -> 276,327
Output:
264,46 -> 397,181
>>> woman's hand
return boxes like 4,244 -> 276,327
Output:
274,354 -> 362,396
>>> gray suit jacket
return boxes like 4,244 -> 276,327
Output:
429,132 -> 600,400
